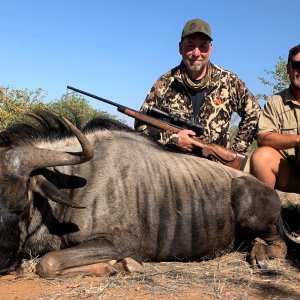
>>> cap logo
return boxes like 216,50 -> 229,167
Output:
190,23 -> 197,31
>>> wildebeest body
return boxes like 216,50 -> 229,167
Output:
0,113 -> 287,276
24,132 -> 269,258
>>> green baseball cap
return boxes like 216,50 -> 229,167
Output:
181,18 -> 212,41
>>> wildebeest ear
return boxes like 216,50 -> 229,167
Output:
29,175 -> 85,209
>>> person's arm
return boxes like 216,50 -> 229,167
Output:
231,78 -> 261,153
255,94 -> 300,150
257,131 -> 300,149
135,78 -> 198,151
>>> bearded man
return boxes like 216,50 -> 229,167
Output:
135,18 -> 260,154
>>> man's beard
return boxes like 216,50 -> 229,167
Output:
183,58 -> 205,72
291,76 -> 300,90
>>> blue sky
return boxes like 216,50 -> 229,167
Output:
0,0 -> 298,126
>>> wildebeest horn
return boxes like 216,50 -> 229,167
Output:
5,116 -> 94,176
29,174 -> 85,208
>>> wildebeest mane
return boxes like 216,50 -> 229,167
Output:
0,110 -> 132,148
0,110 -> 75,148
82,116 -> 133,133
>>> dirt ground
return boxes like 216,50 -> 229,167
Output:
0,253 -> 299,300
0,191 -> 299,300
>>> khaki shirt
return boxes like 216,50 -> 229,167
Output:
257,87 -> 300,161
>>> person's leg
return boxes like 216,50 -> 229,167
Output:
250,146 -> 291,189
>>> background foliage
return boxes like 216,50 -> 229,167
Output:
0,86 -> 117,131
256,56 -> 290,102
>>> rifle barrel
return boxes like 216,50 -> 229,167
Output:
67,86 -> 184,131
67,86 -> 125,110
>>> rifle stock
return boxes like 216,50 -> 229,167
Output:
67,86 -> 248,170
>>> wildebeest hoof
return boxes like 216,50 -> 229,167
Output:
250,238 -> 269,270
120,257 -> 143,273
266,238 -> 287,259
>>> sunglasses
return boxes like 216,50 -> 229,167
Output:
290,60 -> 300,70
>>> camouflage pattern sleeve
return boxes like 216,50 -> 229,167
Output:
134,77 -> 180,148
231,77 -> 261,153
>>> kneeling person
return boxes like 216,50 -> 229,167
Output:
251,44 -> 300,192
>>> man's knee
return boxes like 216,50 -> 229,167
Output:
250,146 -> 292,190
250,146 -> 281,169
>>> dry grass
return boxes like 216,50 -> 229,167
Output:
11,250 -> 298,300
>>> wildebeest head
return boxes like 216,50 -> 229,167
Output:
0,112 -> 94,273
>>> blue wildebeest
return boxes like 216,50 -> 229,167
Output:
0,111 -> 296,277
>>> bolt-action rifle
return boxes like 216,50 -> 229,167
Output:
67,86 -> 248,171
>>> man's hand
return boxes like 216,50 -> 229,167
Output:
177,129 -> 205,151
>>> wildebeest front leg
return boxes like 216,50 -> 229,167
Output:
35,239 -> 142,278
231,176 -> 287,268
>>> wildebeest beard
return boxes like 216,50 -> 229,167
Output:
0,208 -> 22,274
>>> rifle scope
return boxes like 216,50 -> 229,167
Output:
147,107 -> 203,135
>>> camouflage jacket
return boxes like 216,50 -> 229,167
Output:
135,62 -> 260,153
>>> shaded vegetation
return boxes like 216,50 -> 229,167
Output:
0,86 -> 119,131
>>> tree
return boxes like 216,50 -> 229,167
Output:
0,86 -> 47,130
0,86 -> 119,131
256,56 -> 289,102
45,92 -> 117,128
